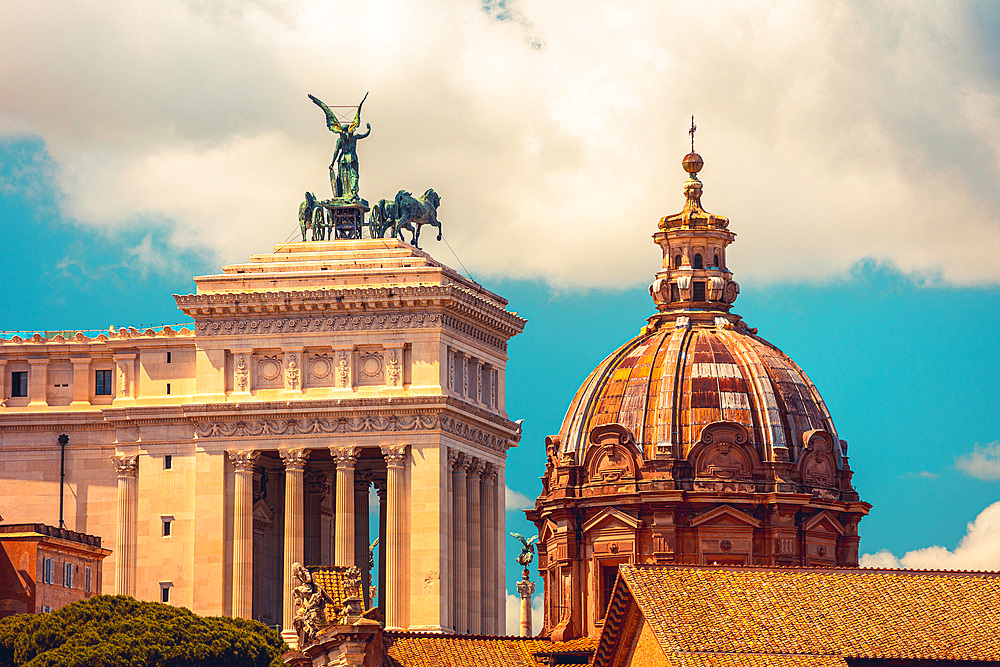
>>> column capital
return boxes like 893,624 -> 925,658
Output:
306,470 -> 331,497
449,450 -> 468,472
466,456 -> 484,478
112,455 -> 138,478
331,447 -> 360,468
380,445 -> 407,468
279,448 -> 310,472
354,469 -> 374,491
481,461 -> 498,484
228,450 -> 260,473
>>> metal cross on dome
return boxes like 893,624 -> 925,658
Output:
689,115 -> 697,152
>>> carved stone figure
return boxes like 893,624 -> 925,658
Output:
392,188 -> 443,248
286,354 -> 300,390
308,93 -> 370,202
235,354 -> 248,392
291,562 -> 333,647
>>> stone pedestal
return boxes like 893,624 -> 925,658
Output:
517,570 -> 535,637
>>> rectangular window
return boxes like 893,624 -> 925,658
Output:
166,383 -> 171,395
600,563 -> 621,618
95,369 -> 112,395
160,584 -> 171,603
11,371 -> 27,397
166,351 -> 172,364
42,558 -> 53,584
692,281 -> 706,301
670,283 -> 680,302
64,562 -> 73,588
85,566 -> 92,593
162,519 -> 172,537
164,455 -> 172,470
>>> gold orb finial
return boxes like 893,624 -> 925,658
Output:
682,115 -> 703,174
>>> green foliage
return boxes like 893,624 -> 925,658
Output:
0,596 -> 287,667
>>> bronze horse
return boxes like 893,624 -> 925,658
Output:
393,189 -> 442,248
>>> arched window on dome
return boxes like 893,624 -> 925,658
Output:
713,253 -> 720,268
674,254 -> 682,269
693,253 -> 704,269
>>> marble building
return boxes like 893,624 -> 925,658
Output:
0,238 -> 524,635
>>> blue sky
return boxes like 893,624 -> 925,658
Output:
3,1 -> 1000,625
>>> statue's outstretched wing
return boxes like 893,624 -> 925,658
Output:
510,532 -> 527,546
369,538 -> 380,550
527,535 -> 538,546
348,92 -> 369,133
308,93 -> 344,133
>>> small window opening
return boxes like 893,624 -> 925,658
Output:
162,518 -> 172,537
166,352 -> 172,363
11,371 -> 28,398
164,455 -> 172,470
160,584 -> 171,603
166,383 -> 171,395
693,253 -> 704,269
713,253 -> 720,268
673,254 -> 682,269
95,369 -> 112,395
600,563 -> 621,618
85,567 -> 92,593
693,281 -> 706,301
63,562 -> 73,588
670,283 -> 680,302
42,558 -> 54,583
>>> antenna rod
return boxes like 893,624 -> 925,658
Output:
58,434 -> 68,529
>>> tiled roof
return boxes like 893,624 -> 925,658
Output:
531,636 -> 597,655
383,633 -> 552,667
665,655 -> 847,666
617,565 -> 1000,663
309,565 -> 362,602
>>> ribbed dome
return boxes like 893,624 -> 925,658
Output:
559,320 -> 840,464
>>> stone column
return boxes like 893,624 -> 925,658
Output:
331,447 -> 360,567
279,449 -> 309,630
229,450 -> 259,618
381,445 -> 408,630
451,452 -> 468,633
374,479 -> 387,621
495,463 -> 507,631
481,462 -> 498,634
354,471 -> 372,608
517,570 -> 535,637
112,455 -> 138,597
466,458 -> 483,634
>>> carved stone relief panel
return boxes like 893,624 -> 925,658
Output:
355,348 -> 385,386
335,348 -> 352,388
284,352 -> 301,391
308,353 -> 337,388
385,346 -> 403,387
255,354 -> 283,390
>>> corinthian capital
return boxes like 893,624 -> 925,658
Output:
112,455 -> 138,478
466,456 -> 485,478
380,445 -> 407,468
279,448 -> 310,471
481,461 -> 498,484
330,446 -> 360,469
228,450 -> 259,473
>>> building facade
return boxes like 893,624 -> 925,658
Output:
526,149 -> 870,639
0,523 -> 110,617
0,238 -> 524,634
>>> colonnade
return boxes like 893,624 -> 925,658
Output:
112,443 -> 505,635
448,450 -> 504,635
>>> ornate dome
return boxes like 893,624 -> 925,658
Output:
527,135 -> 869,642
559,321 -> 840,465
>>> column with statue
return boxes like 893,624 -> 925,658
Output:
511,532 -> 538,637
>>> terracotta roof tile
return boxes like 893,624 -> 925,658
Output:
618,565 -> 1000,663
383,633 -> 552,667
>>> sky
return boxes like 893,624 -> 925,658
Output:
3,0 -> 1000,632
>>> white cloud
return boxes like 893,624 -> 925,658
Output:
505,485 -> 532,513
860,501 -> 1000,571
505,590 -> 543,636
3,2 -> 1000,288
901,470 -> 939,480
956,442 -> 1000,480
